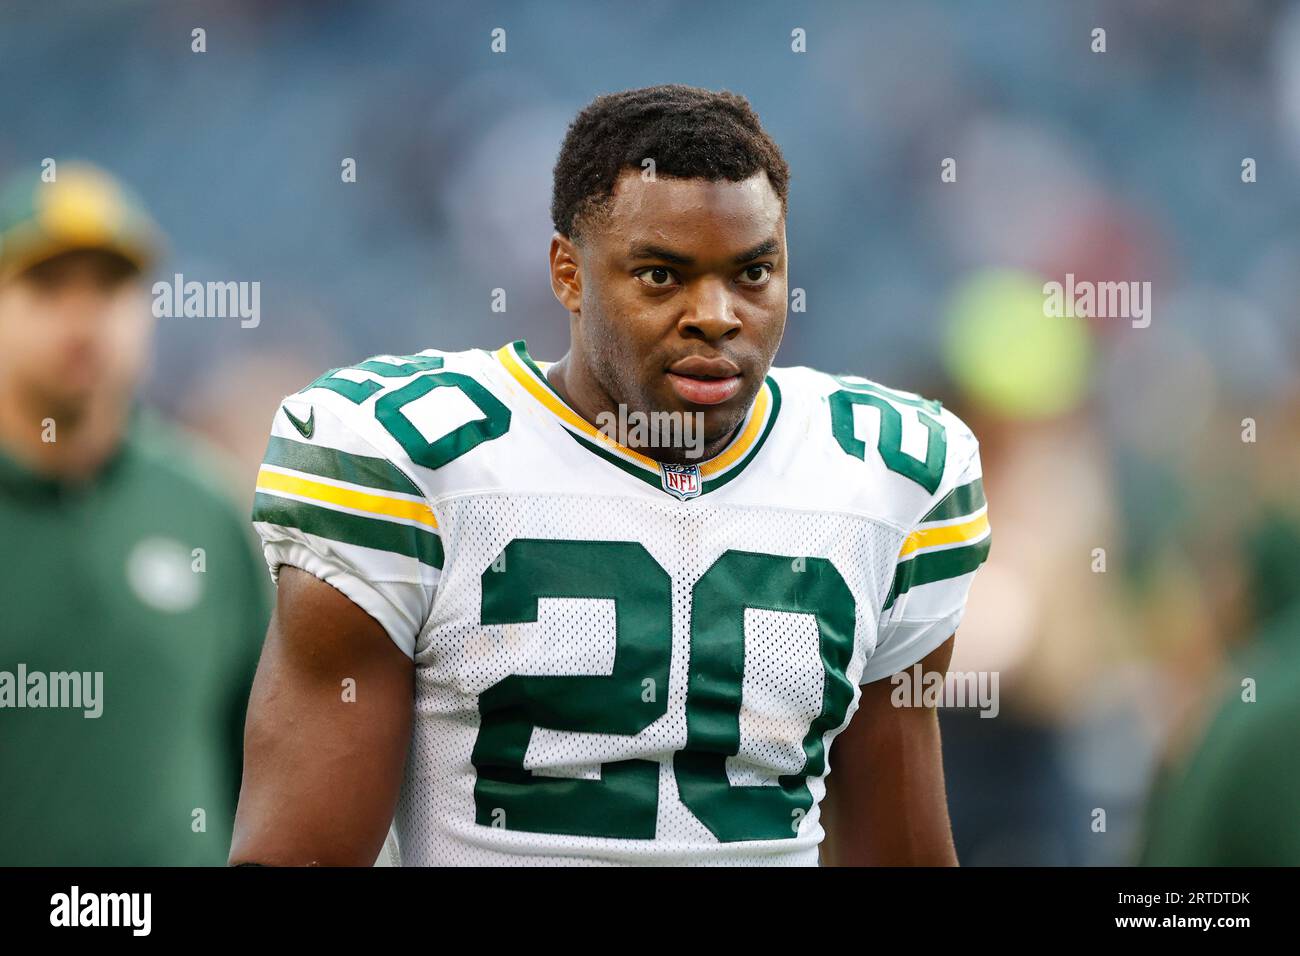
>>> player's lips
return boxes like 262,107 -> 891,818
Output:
665,356 -> 743,406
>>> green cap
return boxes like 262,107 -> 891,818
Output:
0,161 -> 162,281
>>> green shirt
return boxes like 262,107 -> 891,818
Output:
0,409 -> 269,865
1139,600 -> 1300,866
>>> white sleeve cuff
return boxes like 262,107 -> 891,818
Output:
265,539 -> 419,659
860,609 -> 963,685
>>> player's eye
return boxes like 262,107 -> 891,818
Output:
736,263 -> 773,286
635,266 -> 679,289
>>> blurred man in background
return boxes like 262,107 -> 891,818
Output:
1139,515 -> 1300,866
0,163 -> 267,865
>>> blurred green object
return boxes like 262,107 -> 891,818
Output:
1244,511 -> 1300,632
943,269 -> 1093,419
0,410 -> 268,865
1139,599 -> 1300,866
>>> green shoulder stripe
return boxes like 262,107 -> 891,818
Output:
883,536 -> 990,612
253,493 -> 444,569
920,478 -> 985,524
264,436 -> 421,496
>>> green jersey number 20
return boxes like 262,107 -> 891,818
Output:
472,539 -> 856,844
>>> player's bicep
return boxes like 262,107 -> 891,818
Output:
824,634 -> 957,866
229,566 -> 413,867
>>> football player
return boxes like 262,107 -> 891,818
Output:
230,85 -> 990,866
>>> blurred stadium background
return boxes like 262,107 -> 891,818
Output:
4,0 -> 1299,865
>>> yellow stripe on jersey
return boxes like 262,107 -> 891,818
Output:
255,467 -> 439,529
898,510 -> 989,561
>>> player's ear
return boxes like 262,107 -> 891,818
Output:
549,232 -> 582,314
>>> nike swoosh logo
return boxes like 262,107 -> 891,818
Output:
283,405 -> 315,439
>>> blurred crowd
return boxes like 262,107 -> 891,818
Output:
2,0 -> 1298,864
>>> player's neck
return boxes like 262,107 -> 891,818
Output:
0,382 -> 129,481
544,356 -> 742,465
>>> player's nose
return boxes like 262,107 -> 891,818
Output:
678,278 -> 742,342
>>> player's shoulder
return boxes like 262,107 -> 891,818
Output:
277,344 -> 501,438
260,344 -> 513,488
768,362 -> 978,444
292,344 -> 496,408
766,361 -> 983,530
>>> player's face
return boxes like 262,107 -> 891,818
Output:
0,251 -> 152,420
571,169 -> 787,448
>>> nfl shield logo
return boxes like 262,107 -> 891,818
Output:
660,462 -> 702,500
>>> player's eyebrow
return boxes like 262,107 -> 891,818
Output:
627,243 -> 694,265
626,237 -> 781,267
731,237 -> 781,263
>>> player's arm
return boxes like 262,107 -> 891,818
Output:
228,567 -> 413,866
822,634 -> 958,866
819,392 -> 988,865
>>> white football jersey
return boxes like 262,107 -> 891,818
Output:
252,341 -> 990,865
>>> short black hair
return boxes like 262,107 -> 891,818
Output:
551,84 -> 790,242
